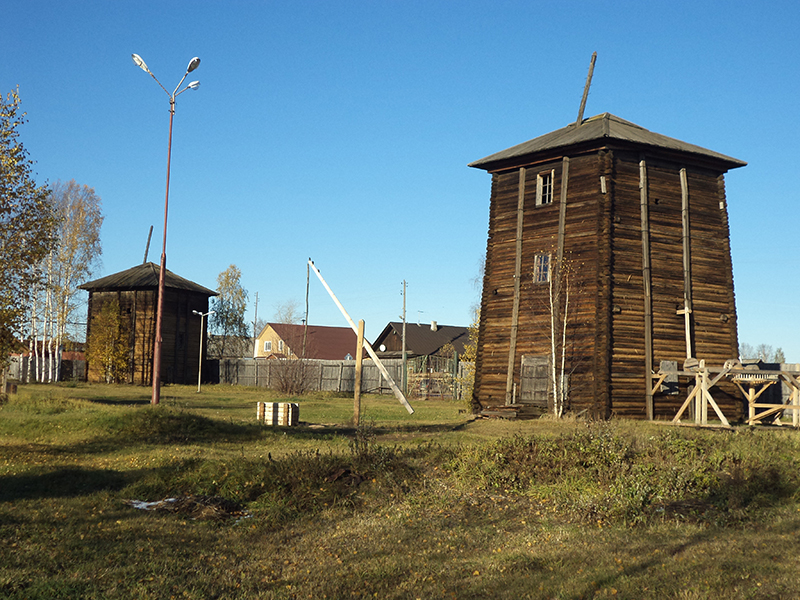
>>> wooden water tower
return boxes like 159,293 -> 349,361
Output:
469,112 -> 745,419
80,262 -> 217,386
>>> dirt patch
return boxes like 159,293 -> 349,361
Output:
123,495 -> 249,521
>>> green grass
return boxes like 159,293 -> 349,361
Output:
2,383 -> 800,599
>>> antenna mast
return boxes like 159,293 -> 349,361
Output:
576,51 -> 597,126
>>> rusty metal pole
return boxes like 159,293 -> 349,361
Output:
152,99 -> 175,405
131,54 -> 200,405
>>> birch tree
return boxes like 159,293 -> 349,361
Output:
0,88 -> 57,384
40,179 -> 103,380
210,265 -> 249,359
548,264 -> 570,417
272,299 -> 302,324
544,254 -> 576,418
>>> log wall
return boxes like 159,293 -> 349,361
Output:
85,289 -> 210,386
474,143 -> 741,420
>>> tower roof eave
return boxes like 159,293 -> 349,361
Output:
469,113 -> 746,172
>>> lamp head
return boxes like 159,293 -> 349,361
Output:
187,80 -> 201,90
131,53 -> 150,73
187,57 -> 201,73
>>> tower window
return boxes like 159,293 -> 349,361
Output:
536,170 -> 555,206
533,253 -> 551,283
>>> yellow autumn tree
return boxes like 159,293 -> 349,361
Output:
85,299 -> 129,383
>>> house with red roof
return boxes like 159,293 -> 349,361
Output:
253,323 -> 357,361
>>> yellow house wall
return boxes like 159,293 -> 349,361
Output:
253,325 -> 297,359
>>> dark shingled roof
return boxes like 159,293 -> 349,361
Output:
469,113 -> 746,171
79,262 -> 217,296
374,322 -> 470,357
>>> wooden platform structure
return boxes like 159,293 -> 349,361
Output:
663,360 -> 800,427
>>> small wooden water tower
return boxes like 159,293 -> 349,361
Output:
80,262 -> 217,386
469,112 -> 746,419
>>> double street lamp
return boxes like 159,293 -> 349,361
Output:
192,310 -> 214,393
131,53 -> 201,405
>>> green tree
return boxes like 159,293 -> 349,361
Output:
210,265 -> 249,359
0,88 -> 58,379
85,299 -> 129,383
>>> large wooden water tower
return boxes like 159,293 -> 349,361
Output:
469,112 -> 746,419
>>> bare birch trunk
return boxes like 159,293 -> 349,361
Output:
27,302 -> 35,383
44,255 -> 53,382
549,273 -> 559,416
558,273 -> 570,418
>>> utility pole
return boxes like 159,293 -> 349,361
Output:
303,261 -> 310,357
401,280 -> 407,396
252,292 -> 258,357
253,292 -> 258,339
308,259 -> 413,413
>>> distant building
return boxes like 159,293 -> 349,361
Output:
79,262 -> 217,385
253,323 -> 357,361
372,321 -> 469,358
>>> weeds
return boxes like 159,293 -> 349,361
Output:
3,385 -> 800,598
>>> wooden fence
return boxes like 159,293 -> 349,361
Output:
212,358 -> 473,399
212,358 -> 404,394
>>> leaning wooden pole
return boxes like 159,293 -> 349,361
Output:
576,52 -> 597,125
308,259 -> 414,414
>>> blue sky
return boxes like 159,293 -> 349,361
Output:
4,0 -> 799,360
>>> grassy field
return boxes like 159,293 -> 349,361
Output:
2,383 -> 800,599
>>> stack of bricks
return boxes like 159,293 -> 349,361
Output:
256,402 -> 299,426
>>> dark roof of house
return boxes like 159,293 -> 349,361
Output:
373,322 -> 470,357
78,262 -> 217,296
264,323 -> 358,361
469,113 -> 746,172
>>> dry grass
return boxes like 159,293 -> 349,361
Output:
2,383 -> 800,599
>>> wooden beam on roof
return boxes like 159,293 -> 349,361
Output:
576,52 -> 597,126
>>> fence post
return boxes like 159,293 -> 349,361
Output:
354,320 -> 365,427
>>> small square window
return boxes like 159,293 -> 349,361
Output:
264,340 -> 272,352
533,253 -> 551,283
536,170 -> 554,206
278,340 -> 284,353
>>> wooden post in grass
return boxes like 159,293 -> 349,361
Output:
354,319 -> 365,427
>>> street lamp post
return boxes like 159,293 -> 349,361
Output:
192,309 -> 214,393
132,53 -> 201,405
